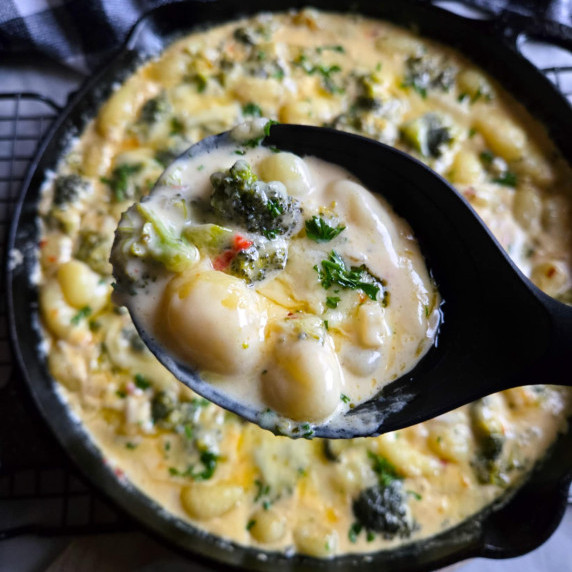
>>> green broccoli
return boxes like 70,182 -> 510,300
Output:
75,230 -> 113,275
402,55 -> 456,98
400,113 -> 452,158
352,481 -> 414,539
133,202 -> 199,273
101,163 -> 143,202
138,93 -> 171,125
209,160 -> 301,239
229,238 -> 288,283
52,174 -> 89,207
470,398 -> 508,485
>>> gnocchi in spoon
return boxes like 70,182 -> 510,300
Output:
111,120 -> 441,437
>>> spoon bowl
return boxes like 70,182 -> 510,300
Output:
121,123 -> 572,438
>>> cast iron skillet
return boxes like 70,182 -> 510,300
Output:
6,1 -> 572,570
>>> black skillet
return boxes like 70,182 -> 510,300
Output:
6,1 -> 572,570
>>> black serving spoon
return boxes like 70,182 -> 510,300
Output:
121,123 -> 572,439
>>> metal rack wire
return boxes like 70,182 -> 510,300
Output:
0,94 -> 131,540
0,20 -> 571,542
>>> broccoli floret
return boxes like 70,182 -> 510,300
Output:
229,238 -> 287,283
400,113 -> 452,158
470,398 -> 508,485
155,148 -> 180,169
76,230 -> 113,275
134,202 -> 199,273
101,163 -> 143,202
233,24 -> 271,45
352,481 -> 414,539
112,201 -> 199,288
151,391 -> 211,430
138,93 -> 171,125
403,55 -> 456,98
210,160 -> 301,239
52,174 -> 89,207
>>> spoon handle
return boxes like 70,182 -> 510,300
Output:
535,289 -> 572,387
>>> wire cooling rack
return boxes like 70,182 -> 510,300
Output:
1,9 -> 572,541
0,94 -> 132,539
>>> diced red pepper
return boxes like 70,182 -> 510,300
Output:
213,250 -> 235,270
233,234 -> 253,251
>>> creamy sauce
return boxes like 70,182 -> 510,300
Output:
111,125 -> 440,432
36,9 -> 572,560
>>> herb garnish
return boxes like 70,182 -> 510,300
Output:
368,451 -> 401,486
168,450 -> 219,481
134,373 -> 151,390
242,102 -> 262,117
314,251 -> 385,303
71,305 -> 92,325
493,171 -> 517,187
326,296 -> 341,309
479,150 -> 494,165
348,522 -> 362,543
305,216 -> 345,242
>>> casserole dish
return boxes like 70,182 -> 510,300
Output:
6,1 -> 572,569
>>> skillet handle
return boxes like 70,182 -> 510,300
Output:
474,0 -> 572,51
479,476 -> 571,558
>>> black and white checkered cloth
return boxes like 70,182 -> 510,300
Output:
0,0 -> 173,74
0,0 -> 570,74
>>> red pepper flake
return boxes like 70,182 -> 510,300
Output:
233,234 -> 253,251
114,468 -> 125,478
463,188 -> 476,201
546,266 -> 556,278
39,239 -> 47,248
213,250 -> 235,270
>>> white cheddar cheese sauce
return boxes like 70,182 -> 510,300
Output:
111,127 -> 441,433
36,9 -> 572,559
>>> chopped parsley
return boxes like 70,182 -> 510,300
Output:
134,373 -> 151,390
125,442 -> 138,450
242,119 -> 279,148
493,171 -> 518,187
71,305 -> 92,325
407,490 -> 423,501
314,250 -> 385,303
168,450 -> 219,481
170,116 -> 185,136
242,102 -> 263,117
301,423 -> 314,439
479,150 -> 494,165
254,479 -> 271,502
368,451 -> 402,487
294,54 -> 344,94
305,215 -> 345,242
348,522 -> 362,543
246,519 -> 257,531
267,198 -> 284,218
340,393 -> 351,404
326,296 -> 341,309
183,424 -> 193,440
317,45 -> 345,54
